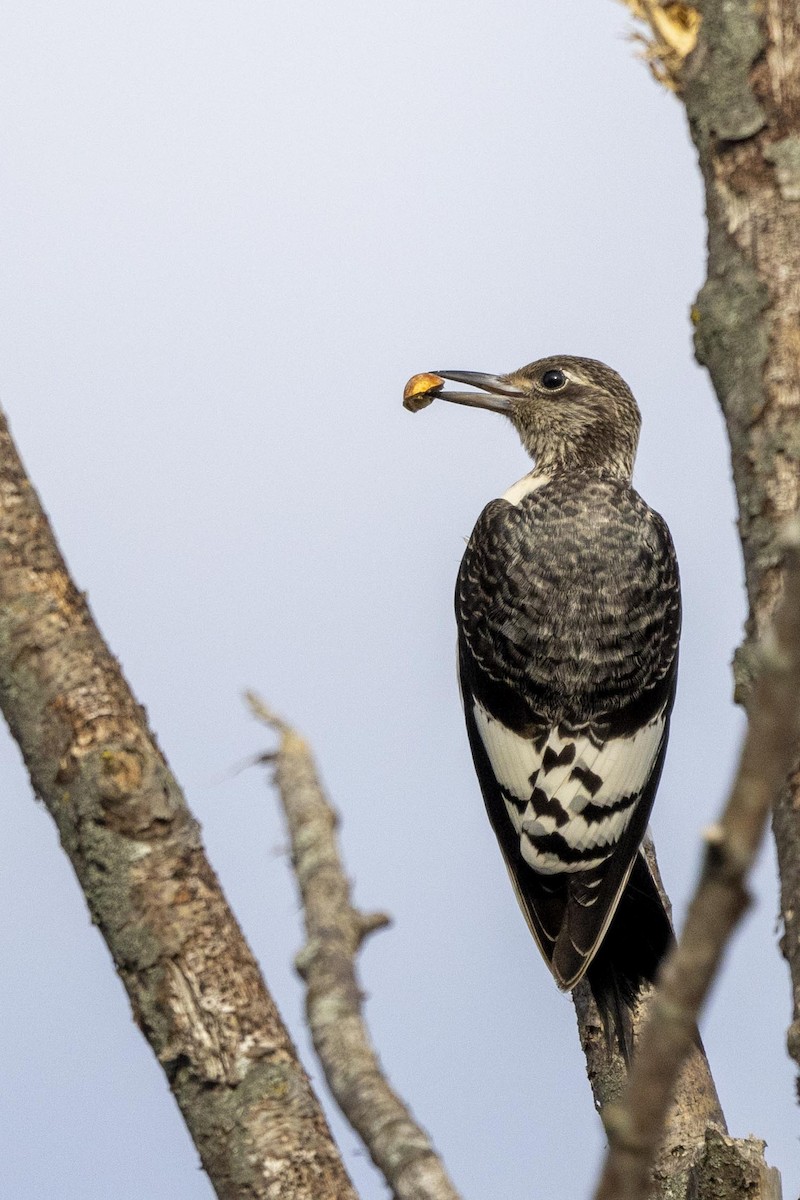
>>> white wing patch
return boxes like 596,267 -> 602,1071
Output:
473,700 -> 665,876
472,701 -> 541,803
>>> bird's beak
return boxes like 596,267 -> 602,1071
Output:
433,371 -> 526,413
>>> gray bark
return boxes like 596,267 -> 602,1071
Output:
0,410 -> 358,1200
681,0 -> 800,1088
592,522 -> 800,1199
248,695 -> 462,1200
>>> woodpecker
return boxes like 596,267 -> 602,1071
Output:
405,357 -> 680,1050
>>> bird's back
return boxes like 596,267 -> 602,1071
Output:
457,473 -> 680,732
456,470 -> 680,997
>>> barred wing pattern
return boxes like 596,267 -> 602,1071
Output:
456,475 -> 680,989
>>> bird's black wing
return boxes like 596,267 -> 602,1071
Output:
456,478 -> 680,989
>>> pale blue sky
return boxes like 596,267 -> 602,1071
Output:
0,3 -> 794,1197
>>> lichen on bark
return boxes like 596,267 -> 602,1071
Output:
681,0 -> 800,1132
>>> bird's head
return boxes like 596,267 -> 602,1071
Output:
433,356 -> 641,479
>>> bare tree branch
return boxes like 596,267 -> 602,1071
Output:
574,842 -> 727,1198
592,519 -> 800,1200
0,410 -> 358,1200
248,693 -> 463,1200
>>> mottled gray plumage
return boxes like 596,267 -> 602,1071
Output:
458,475 -> 679,731
427,355 -> 680,1029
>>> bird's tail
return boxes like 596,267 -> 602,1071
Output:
585,852 -> 673,1063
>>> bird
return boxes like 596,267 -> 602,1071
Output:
405,356 -> 681,1055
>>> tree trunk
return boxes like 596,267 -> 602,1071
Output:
681,0 -> 800,1081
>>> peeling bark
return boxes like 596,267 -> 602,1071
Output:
0,411 -> 357,1200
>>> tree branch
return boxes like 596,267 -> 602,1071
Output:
248,693 -> 462,1200
0,410 -> 358,1200
592,519 -> 800,1200
573,841 -> 727,1198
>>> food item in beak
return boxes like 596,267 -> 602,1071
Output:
403,372 -> 445,413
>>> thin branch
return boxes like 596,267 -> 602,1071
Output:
574,841 -> 728,1198
0,411 -> 358,1200
247,692 -> 463,1200
592,519 -> 800,1200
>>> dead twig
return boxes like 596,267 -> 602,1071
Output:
248,691 -> 462,1200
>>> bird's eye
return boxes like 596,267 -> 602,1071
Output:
541,369 -> 567,390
